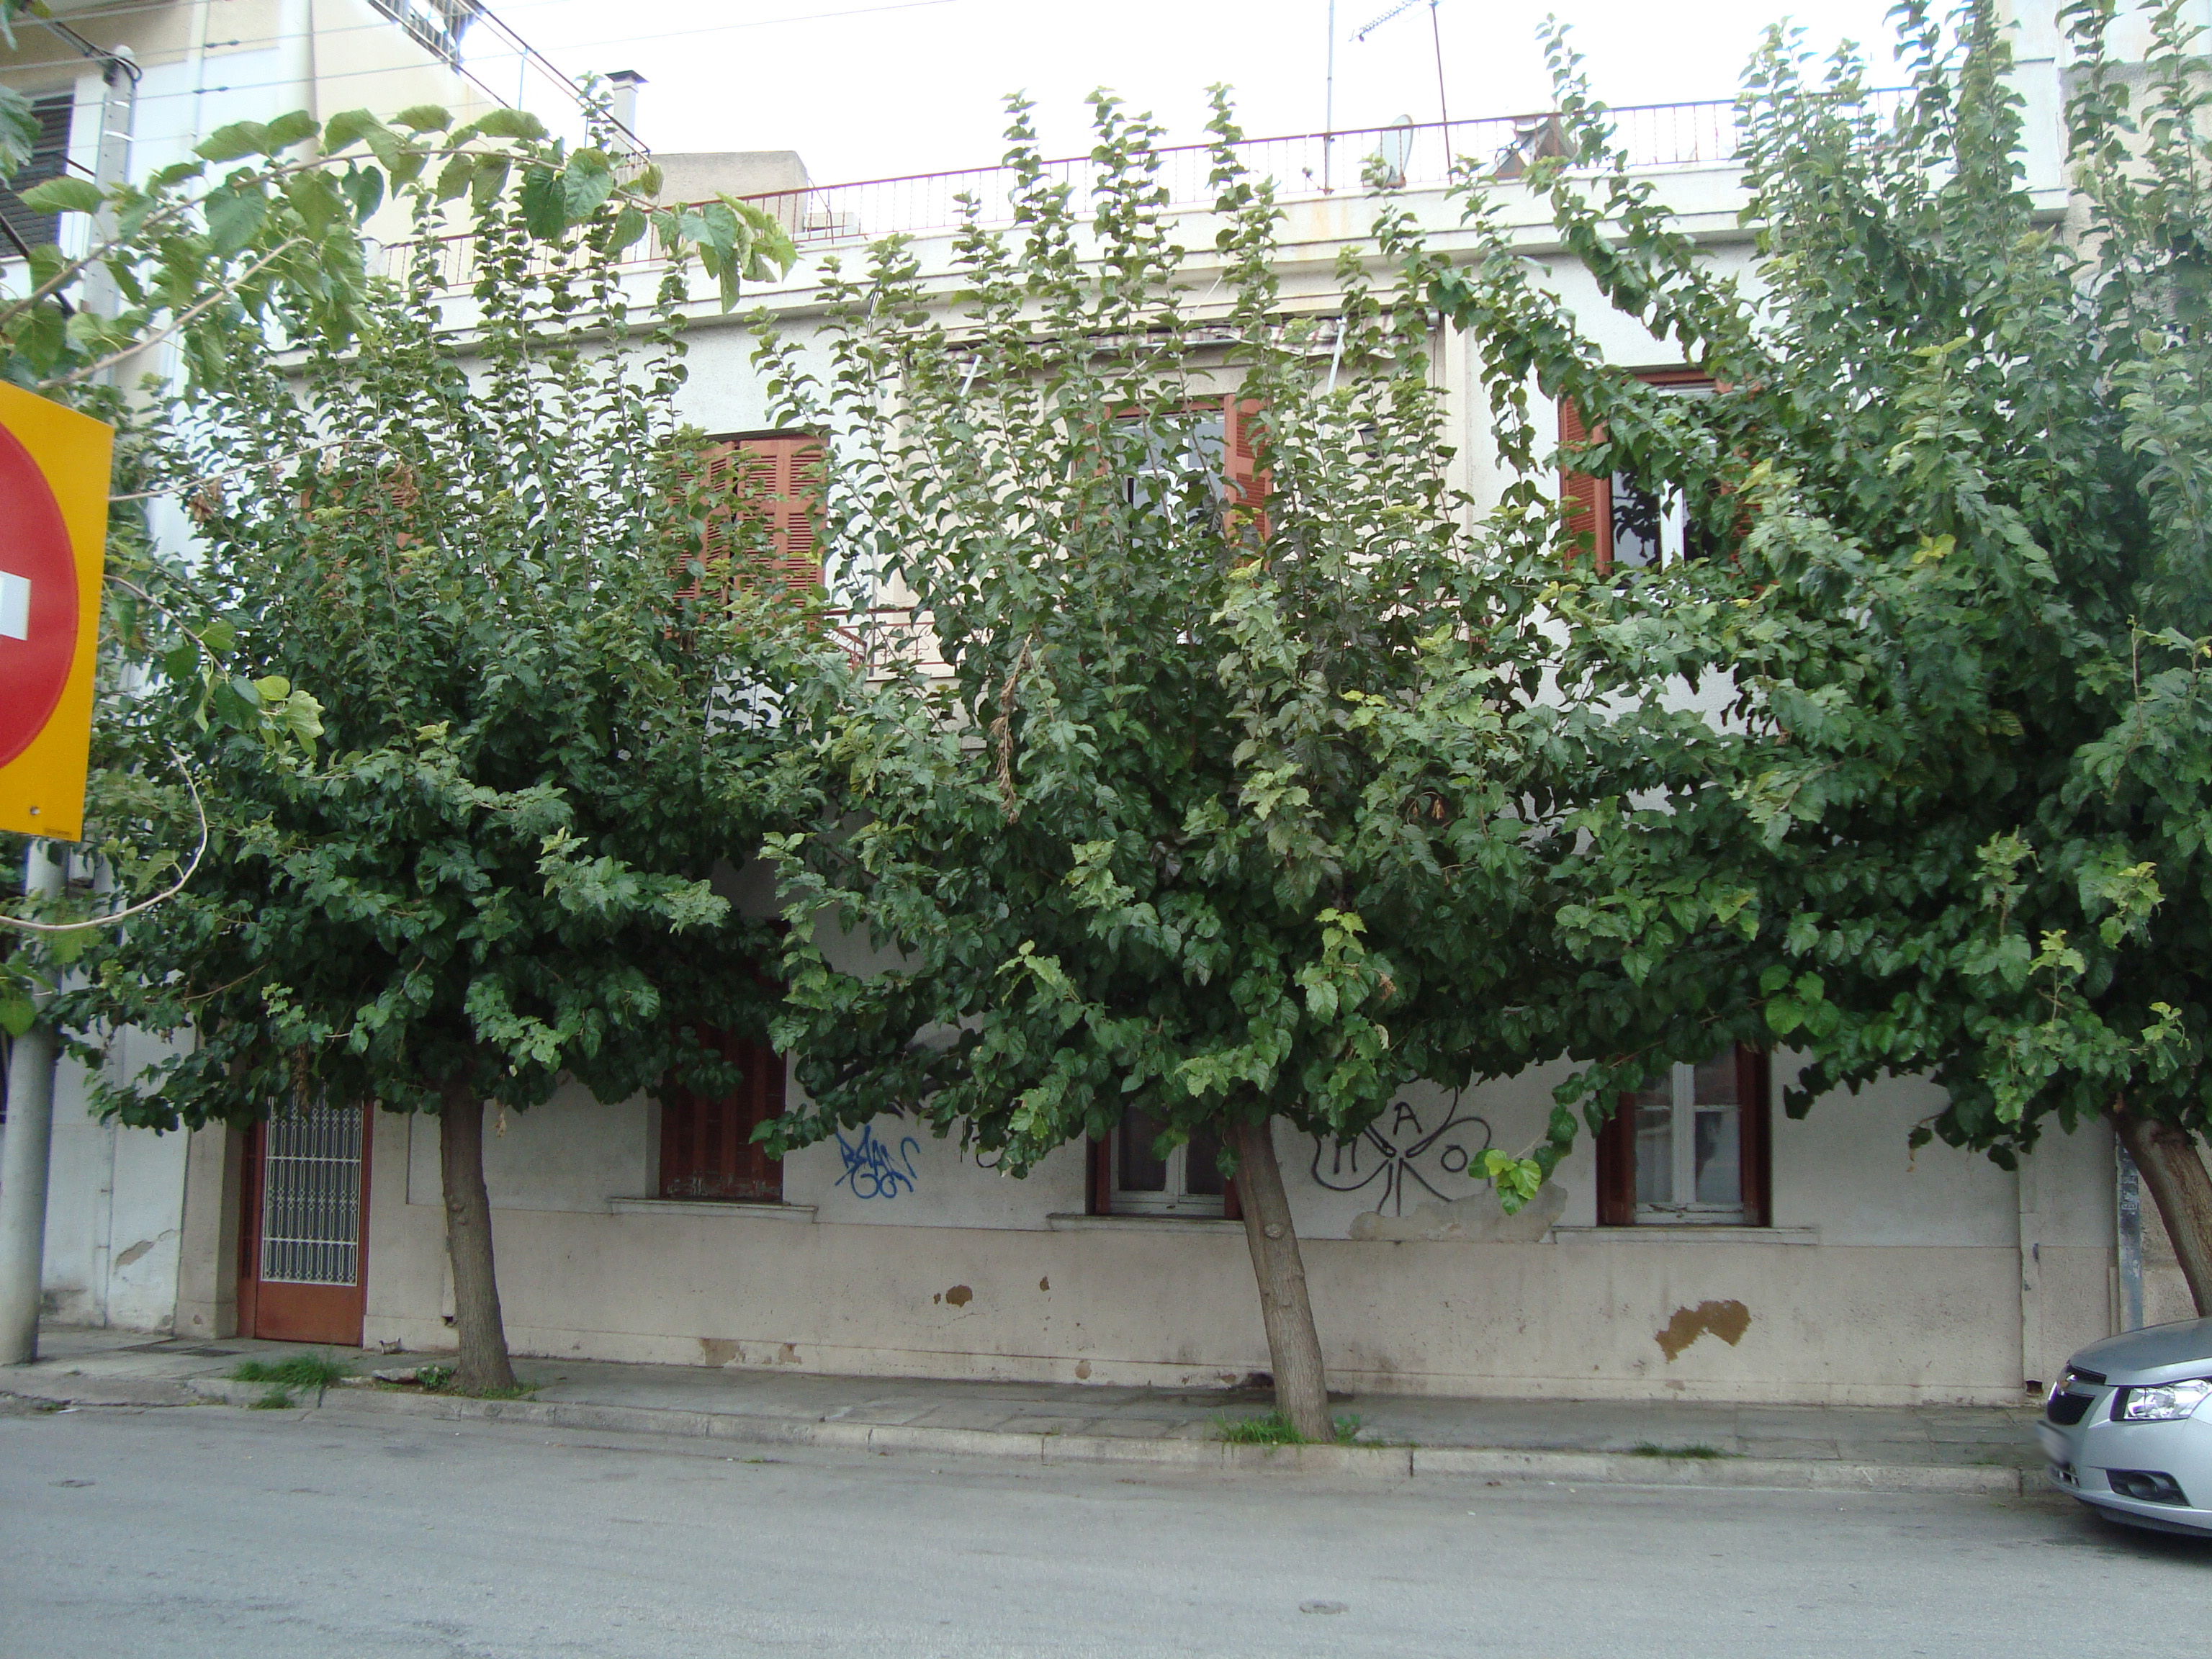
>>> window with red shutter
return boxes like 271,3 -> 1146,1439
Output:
1117,395 -> 1270,543
1596,1044 -> 1771,1226
677,431 -> 826,601
658,1030 -> 786,1202
1086,1109 -> 1242,1220
1559,371 -> 1717,572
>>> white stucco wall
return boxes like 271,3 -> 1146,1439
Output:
19,1038 -> 189,1333
356,1046 -> 2123,1405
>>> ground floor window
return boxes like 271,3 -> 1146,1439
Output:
1596,1046 -> 1770,1226
1089,1107 -> 1239,1219
660,1033 -> 785,1202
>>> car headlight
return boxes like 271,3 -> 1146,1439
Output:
2116,1378 -> 2212,1422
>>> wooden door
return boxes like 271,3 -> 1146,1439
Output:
238,1102 -> 369,1345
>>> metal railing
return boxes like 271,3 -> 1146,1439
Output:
379,91 -> 1908,287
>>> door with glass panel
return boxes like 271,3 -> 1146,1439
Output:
238,1100 -> 369,1344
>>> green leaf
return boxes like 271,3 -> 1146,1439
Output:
433,150 -> 477,204
0,987 -> 34,1039
342,166 -> 385,222
320,109 -> 382,155
562,153 -> 618,221
261,109 -> 321,152
519,164 -> 567,240
18,176 -> 103,215
203,186 -> 270,256
196,121 -> 271,163
608,204 -> 648,253
162,641 -> 199,682
392,104 -> 453,133
471,108 -> 549,142
199,616 -> 238,657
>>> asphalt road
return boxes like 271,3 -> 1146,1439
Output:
2,1395 -> 2206,1658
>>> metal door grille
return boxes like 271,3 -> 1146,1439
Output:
259,1101 -> 363,1285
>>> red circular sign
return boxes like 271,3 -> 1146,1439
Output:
0,421 -> 78,768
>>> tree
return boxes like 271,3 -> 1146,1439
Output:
53,123 -> 838,1388
3,74 -> 794,1028
755,95 -> 1743,1435
1434,0 -> 2212,1309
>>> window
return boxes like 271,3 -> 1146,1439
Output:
678,432 -> 825,600
1,93 -> 76,259
1558,371 -> 1719,572
1088,1107 -> 1241,1219
659,1031 -> 785,1202
1114,397 -> 1267,541
1596,1045 -> 1771,1226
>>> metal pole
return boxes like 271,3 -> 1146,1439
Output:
1429,0 -> 1449,138
1324,1 -> 1336,193
0,844 -> 66,1365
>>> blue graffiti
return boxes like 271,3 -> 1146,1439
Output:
835,1123 -> 922,1200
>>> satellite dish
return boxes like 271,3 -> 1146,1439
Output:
1377,115 -> 1416,187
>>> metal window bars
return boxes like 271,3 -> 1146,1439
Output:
258,1100 -> 364,1286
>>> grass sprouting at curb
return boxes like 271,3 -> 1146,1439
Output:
1215,1411 -> 1365,1447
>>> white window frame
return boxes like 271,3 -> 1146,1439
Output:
1631,1059 -> 1753,1226
1110,1107 -> 1227,1218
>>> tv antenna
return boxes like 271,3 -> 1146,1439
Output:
1350,0 -> 1449,128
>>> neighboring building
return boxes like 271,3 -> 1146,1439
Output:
1,0 -> 498,1334
11,1 -> 2206,1404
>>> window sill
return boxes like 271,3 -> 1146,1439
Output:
609,1198 -> 817,1223
1046,1212 -> 1244,1234
1551,1226 -> 1819,1246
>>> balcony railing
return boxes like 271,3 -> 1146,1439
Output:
379,91 -> 1907,287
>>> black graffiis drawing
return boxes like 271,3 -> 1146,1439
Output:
1310,1097 -> 1493,1216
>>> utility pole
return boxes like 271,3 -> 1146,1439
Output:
0,845 -> 66,1365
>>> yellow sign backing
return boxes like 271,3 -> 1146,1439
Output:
0,381 -> 113,841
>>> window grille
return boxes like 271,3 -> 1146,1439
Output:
258,1100 -> 364,1285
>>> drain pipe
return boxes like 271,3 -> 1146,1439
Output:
0,845 -> 66,1365
2116,1141 -> 2144,1332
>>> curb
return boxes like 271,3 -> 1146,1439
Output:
142,1378 -> 2027,1496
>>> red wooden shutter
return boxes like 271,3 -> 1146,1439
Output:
674,439 -> 739,602
1087,1136 -> 1112,1216
675,433 -> 824,603
1557,397 -> 1611,570
1220,397 -> 1271,543
1595,1097 -> 1636,1226
734,434 -> 827,595
660,1030 -> 785,1202
1737,1046 -> 1773,1228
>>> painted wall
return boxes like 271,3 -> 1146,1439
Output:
14,1036 -> 190,1332
359,1046 -> 2121,1405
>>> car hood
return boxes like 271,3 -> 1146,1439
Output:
2071,1318 -> 2212,1385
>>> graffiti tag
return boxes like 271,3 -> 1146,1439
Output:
1310,1097 -> 1493,1216
835,1122 -> 922,1200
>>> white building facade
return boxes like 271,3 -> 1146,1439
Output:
11,1 -> 2206,1401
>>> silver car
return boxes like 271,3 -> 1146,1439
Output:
2038,1317 -> 2212,1536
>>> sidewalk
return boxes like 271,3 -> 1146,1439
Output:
4,1326 -> 2047,1495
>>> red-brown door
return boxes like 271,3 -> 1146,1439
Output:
238,1102 -> 369,1345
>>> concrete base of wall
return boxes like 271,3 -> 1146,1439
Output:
361,1105 -> 2061,1407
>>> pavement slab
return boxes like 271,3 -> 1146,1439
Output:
1,1323 -> 2046,1491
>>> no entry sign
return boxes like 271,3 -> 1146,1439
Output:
0,382 -> 112,840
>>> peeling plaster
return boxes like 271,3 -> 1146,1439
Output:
1655,1299 -> 1753,1361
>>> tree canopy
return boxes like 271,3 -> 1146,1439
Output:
47,108 -> 834,1387
1435,0 -> 2212,1300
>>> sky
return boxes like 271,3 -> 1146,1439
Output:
463,0 -> 1916,184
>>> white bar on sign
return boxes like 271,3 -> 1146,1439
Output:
0,571 -> 31,641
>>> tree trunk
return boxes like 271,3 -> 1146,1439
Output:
1226,1115 -> 1331,1441
439,1086 -> 518,1393
2113,1106 -> 2212,1318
